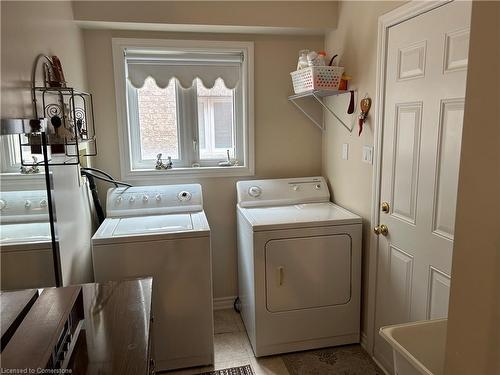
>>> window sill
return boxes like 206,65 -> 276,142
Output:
124,165 -> 254,181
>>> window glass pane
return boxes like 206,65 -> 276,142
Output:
0,135 -> 22,172
214,102 -> 233,148
12,136 -> 21,164
197,101 -> 206,149
137,77 -> 179,160
196,78 -> 235,160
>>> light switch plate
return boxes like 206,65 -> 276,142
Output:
362,145 -> 373,164
341,143 -> 349,160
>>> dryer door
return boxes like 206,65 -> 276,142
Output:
265,234 -> 351,312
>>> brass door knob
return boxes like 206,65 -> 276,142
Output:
381,201 -> 390,213
374,224 -> 389,236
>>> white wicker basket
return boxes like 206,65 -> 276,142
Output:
290,66 -> 345,94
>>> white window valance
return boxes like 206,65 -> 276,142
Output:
125,50 -> 243,89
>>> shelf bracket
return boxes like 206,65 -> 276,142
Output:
288,97 -> 325,131
288,90 -> 355,133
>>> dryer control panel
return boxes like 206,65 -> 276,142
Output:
237,177 -> 330,208
106,184 -> 203,217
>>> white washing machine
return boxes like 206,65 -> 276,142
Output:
0,190 -> 56,290
92,184 -> 213,371
236,176 -> 362,357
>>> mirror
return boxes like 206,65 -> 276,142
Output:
0,131 -> 96,291
1,50 -> 99,291
0,133 -> 59,290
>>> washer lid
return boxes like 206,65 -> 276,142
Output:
92,211 -> 210,243
0,222 -> 51,244
113,214 -> 193,236
238,202 -> 362,231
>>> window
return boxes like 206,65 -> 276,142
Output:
197,79 -> 235,160
113,39 -> 254,179
0,135 -> 47,187
136,77 -> 179,161
0,135 -> 22,173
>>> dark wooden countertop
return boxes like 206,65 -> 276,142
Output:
1,278 -> 153,375
69,278 -> 153,375
0,289 -> 38,350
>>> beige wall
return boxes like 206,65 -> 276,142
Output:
445,2 -> 500,374
73,1 -> 337,30
82,29 -> 324,299
322,1 -> 403,335
1,1 -> 87,117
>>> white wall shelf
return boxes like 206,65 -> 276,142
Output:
288,89 -> 355,132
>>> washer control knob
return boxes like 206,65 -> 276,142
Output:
248,186 -> 262,198
116,196 -> 123,205
155,194 -> 161,202
129,196 -> 135,203
314,183 -> 321,190
292,185 -> 299,191
24,200 -> 32,208
142,194 -> 149,203
0,199 -> 6,210
178,191 -> 192,202
39,199 -> 48,208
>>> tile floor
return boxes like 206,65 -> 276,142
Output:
165,309 -> 381,375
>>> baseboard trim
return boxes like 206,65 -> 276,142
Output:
213,296 -> 237,310
361,331 -> 390,375
360,332 -> 368,351
372,355 -> 391,375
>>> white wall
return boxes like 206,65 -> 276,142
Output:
322,0 -> 403,337
444,2 -> 500,374
52,166 -> 95,285
82,29 -> 324,299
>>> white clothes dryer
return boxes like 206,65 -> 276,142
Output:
236,177 -> 362,357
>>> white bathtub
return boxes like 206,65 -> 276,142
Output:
379,319 -> 447,375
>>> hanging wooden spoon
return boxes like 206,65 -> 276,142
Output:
347,91 -> 355,114
358,96 -> 372,136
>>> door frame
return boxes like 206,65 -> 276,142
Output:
365,0 -> 454,356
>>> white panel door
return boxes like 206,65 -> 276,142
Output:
374,1 -> 471,371
265,234 -> 351,312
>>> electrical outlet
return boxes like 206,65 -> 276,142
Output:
362,145 -> 373,164
341,143 -> 349,160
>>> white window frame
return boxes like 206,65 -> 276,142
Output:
0,135 -> 47,186
112,38 -> 254,180
0,135 -> 22,173
197,95 -> 235,159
